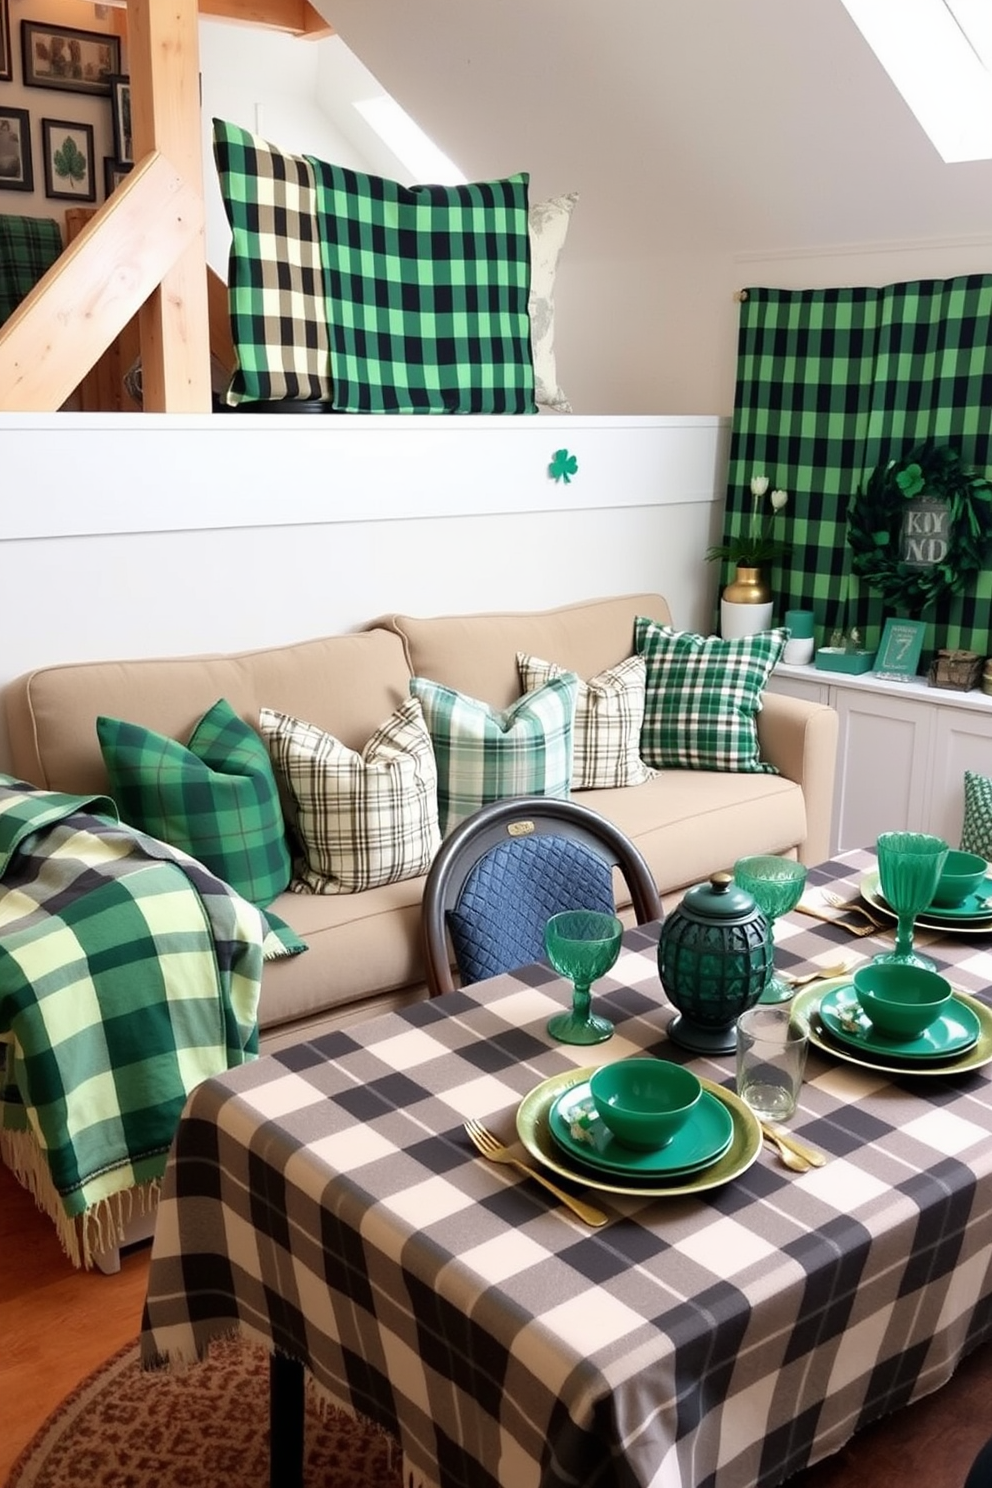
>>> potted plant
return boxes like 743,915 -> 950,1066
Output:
707,475 -> 789,637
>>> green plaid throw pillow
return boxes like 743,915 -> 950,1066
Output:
213,118 -> 332,406
308,162 -> 536,414
97,698 -> 294,909
635,619 -> 787,773
961,770 -> 992,858
410,673 -> 577,836
516,653 -> 654,790
259,697 -> 440,894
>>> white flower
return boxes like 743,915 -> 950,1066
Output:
770,489 -> 789,512
750,474 -> 770,498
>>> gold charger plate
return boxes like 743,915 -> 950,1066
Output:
860,871 -> 992,935
516,1067 -> 761,1198
792,979 -> 992,1077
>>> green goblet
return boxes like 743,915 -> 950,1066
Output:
545,910 -> 623,1045
733,855 -> 808,1003
874,831 -> 949,971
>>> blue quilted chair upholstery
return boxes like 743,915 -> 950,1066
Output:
448,835 -> 615,985
421,796 -> 662,996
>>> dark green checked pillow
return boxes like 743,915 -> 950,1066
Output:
634,619 -> 787,773
307,160 -> 536,414
97,698 -> 294,914
213,118 -> 332,406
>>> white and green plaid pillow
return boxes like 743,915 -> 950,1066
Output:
410,673 -> 578,836
516,653 -> 654,790
213,118 -> 332,406
961,770 -> 992,857
258,697 -> 440,894
634,619 -> 787,773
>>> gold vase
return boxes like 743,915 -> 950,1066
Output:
720,565 -> 774,640
721,565 -> 772,606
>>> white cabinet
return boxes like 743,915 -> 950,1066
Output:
767,662 -> 992,854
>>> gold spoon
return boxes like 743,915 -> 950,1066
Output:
781,960 -> 854,988
760,1126 -> 811,1172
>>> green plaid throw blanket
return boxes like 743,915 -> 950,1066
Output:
0,214 -> 62,325
0,783 -> 268,1220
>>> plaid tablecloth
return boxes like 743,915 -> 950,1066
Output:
140,849 -> 992,1488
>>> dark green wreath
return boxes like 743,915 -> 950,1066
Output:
847,440 -> 992,611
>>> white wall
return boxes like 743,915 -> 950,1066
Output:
0,414 -> 729,772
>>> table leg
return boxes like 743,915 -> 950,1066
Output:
269,1351 -> 304,1488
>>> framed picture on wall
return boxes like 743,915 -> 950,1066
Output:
0,106 -> 34,193
104,155 -> 132,199
21,20 -> 120,96
109,74 -> 132,165
41,117 -> 96,203
0,1 -> 12,84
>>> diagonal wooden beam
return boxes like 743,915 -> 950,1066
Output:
0,152 -> 203,411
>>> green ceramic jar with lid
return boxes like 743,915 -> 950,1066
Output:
658,871 -> 773,1054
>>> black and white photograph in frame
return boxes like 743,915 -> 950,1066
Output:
0,0 -> 12,84
41,117 -> 96,203
0,106 -> 34,193
109,74 -> 132,165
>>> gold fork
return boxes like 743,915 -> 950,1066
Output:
821,890 -> 887,927
794,903 -> 878,937
463,1118 -> 610,1227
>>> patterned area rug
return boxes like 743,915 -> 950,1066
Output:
4,1336 -> 405,1488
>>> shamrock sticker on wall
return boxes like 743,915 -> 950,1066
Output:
549,449 -> 578,484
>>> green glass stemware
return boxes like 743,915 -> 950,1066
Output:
874,831 -> 949,970
545,909 -> 622,1045
733,855 -> 808,1003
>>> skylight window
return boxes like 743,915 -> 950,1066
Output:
353,96 -> 466,184
840,0 -> 992,162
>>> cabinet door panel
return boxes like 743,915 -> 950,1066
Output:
927,711 -> 992,845
833,693 -> 933,852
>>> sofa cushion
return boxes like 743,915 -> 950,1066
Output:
96,696 -> 295,913
635,620 -> 787,773
410,673 -> 578,835
376,593 -> 673,711
517,652 -> 653,790
961,770 -> 992,858
259,697 -> 441,894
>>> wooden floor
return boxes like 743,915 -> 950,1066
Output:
2,1156 -> 991,1487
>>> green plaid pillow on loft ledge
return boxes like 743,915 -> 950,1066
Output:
308,161 -> 536,414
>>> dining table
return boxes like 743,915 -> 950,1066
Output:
139,846 -> 992,1488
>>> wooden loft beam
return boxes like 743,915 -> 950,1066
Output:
199,1 -> 332,36
94,0 -> 333,37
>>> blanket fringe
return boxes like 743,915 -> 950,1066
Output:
0,1126 -> 160,1269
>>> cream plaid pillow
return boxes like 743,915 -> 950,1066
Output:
259,697 -> 440,893
516,653 -> 654,790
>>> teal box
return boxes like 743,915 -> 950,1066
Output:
815,647 -> 877,675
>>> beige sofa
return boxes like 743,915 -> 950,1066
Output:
4,592 -> 838,1051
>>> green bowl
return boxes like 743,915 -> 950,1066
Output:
853,964 -> 952,1040
589,1058 -> 702,1150
932,849 -> 988,907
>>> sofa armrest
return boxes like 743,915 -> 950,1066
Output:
756,693 -> 839,867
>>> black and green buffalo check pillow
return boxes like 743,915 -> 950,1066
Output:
635,619 -> 787,773
97,698 -> 295,916
307,161 -> 536,413
213,118 -> 332,405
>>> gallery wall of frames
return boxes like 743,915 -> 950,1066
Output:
0,0 -> 129,222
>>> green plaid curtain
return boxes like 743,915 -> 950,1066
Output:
719,275 -> 992,664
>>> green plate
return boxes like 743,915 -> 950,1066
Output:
818,985 -> 980,1060
792,979 -> 992,1077
860,871 -> 992,933
516,1068 -> 761,1198
548,1081 -> 734,1178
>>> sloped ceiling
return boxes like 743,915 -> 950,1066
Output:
321,0 -> 992,259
